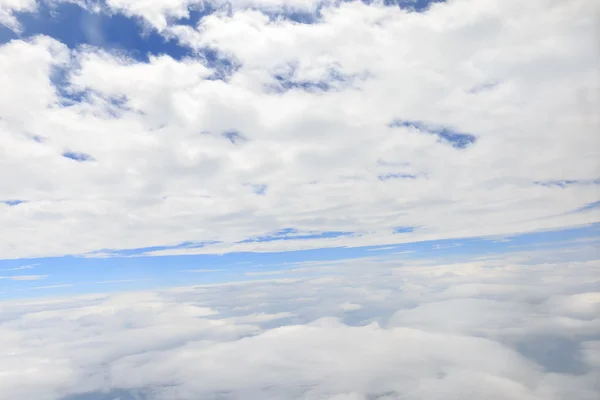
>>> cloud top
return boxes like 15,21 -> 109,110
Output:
1,252 -> 599,399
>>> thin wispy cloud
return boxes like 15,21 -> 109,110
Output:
31,284 -> 75,290
0,263 -> 38,271
1,275 -> 48,281
367,246 -> 397,252
432,243 -> 463,250
179,269 -> 223,273
391,250 -> 417,255
86,279 -> 151,285
244,267 -> 312,276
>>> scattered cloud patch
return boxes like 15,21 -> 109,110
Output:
180,269 -> 222,273
535,179 -> 600,188
1,264 -> 37,271
51,64 -> 88,105
378,173 -> 417,181
245,269 -> 288,276
197,47 -> 241,80
267,64 -> 365,93
87,279 -> 149,285
84,241 -> 220,257
386,0 -> 448,13
245,267 -> 313,276
432,242 -> 462,250
0,0 -> 36,31
172,7 -> 214,27
367,246 -> 396,252
492,237 -> 513,243
2,274 -> 48,281
391,250 -> 416,255
339,301 -> 362,311
261,8 -> 321,25
574,200 -> 600,214
30,279 -> 148,290
240,230 -> 354,243
31,283 -> 75,289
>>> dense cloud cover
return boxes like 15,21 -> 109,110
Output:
1,249 -> 599,399
1,2 -> 599,398
0,0 -> 598,258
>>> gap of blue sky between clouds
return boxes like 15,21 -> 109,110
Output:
0,0 -> 449,57
389,119 -> 477,149
1,2 -> 193,60
1,223 -> 598,300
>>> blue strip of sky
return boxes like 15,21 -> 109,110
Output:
1,223 -> 598,300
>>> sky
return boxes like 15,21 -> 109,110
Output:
0,0 -> 599,399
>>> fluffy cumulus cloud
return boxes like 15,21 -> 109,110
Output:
2,2 -> 599,398
1,251 -> 599,399
1,0 -> 599,259
103,0 -> 327,30
0,0 -> 36,30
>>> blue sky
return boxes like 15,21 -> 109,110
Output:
0,1 -> 446,58
2,223 -> 598,299
1,2 -> 193,59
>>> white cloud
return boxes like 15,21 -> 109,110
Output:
245,267 -> 313,275
104,0 -> 201,30
432,243 -> 463,250
367,246 -> 397,252
103,0 -> 327,31
0,252 -> 599,399
391,250 -> 417,255
0,263 -> 37,271
340,301 -> 362,311
225,311 -> 295,323
179,268 -> 222,272
1,0 -> 599,258
87,279 -> 149,284
0,0 -> 36,30
31,283 -> 75,289
1,274 -> 48,280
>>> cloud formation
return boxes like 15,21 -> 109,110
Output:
0,0 -> 36,30
1,251 -> 599,399
1,3 -> 598,398
0,263 -> 37,271
0,274 -> 47,280
0,0 -> 599,259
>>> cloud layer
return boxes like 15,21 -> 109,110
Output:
1,0 -> 599,258
2,3 -> 598,398
1,251 -> 599,399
